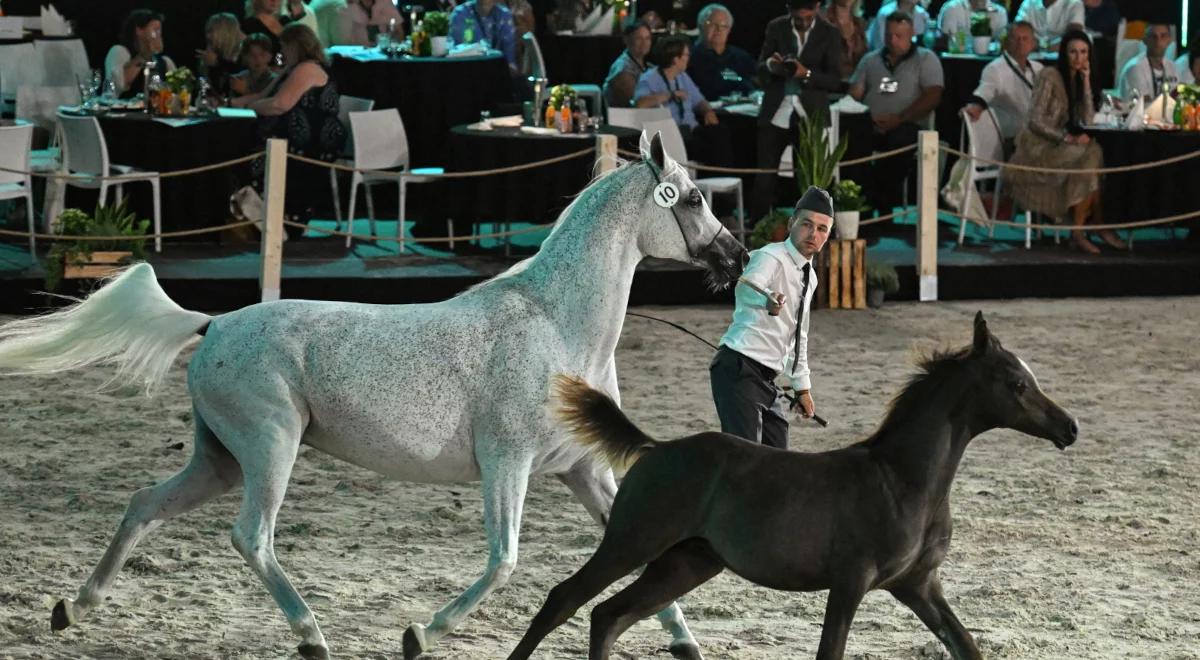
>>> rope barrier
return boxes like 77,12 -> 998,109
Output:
0,152 -> 263,180
940,144 -> 1200,175
0,220 -> 260,241
283,220 -> 553,243
287,146 -> 596,178
942,206 -> 1200,231
615,143 -> 917,174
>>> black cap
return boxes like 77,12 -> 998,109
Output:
795,185 -> 833,217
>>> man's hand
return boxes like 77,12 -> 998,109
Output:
765,291 -> 785,316
767,52 -> 785,76
789,389 -> 815,418
872,113 -> 903,133
963,103 -> 984,121
702,110 -> 719,126
788,58 -> 810,79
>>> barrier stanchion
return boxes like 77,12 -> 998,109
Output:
260,138 -> 287,303
595,133 -> 617,175
916,130 -> 939,302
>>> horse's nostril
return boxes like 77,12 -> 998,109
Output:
1069,419 -> 1079,439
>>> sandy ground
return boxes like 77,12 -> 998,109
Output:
1,297 -> 1198,660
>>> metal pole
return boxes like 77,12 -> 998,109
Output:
260,138 -> 287,302
916,130 -> 938,302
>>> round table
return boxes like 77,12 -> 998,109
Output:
539,34 -> 625,86
330,52 -> 514,168
1085,128 -> 1200,227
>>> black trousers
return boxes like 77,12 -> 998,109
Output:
864,121 -> 920,214
750,119 -> 800,222
709,346 -> 789,449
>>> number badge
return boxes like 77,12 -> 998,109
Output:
653,182 -> 680,209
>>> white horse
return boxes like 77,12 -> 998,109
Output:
0,132 -> 745,659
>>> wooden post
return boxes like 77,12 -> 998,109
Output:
260,138 -> 287,303
916,130 -> 938,302
595,133 -> 617,175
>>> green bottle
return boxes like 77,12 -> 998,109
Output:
465,23 -> 474,43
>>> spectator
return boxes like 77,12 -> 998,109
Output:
105,10 -> 176,99
198,13 -> 245,98
688,3 -> 757,100
937,0 -> 1008,41
1004,29 -> 1121,254
849,11 -> 944,214
751,0 -> 844,219
310,0 -> 404,47
824,0 -> 868,79
1014,0 -> 1085,49
604,20 -> 653,108
1118,24 -> 1180,101
1178,40 -> 1200,84
634,34 -> 732,166
1082,0 -> 1120,38
866,0 -> 930,52
449,0 -> 518,68
964,21 -> 1043,148
242,0 -> 310,54
231,33 -> 279,96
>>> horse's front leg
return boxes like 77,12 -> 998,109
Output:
888,572 -> 982,660
558,462 -> 703,660
403,449 -> 532,659
814,574 -> 872,660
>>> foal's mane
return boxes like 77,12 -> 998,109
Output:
856,344 -> 973,446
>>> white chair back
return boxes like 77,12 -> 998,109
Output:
521,32 -> 547,79
34,38 -> 90,87
606,106 -> 671,130
0,123 -> 33,186
960,107 -> 1004,167
58,112 -> 109,176
16,85 -> 80,132
337,95 -> 374,155
349,109 -> 409,171
641,118 -> 690,166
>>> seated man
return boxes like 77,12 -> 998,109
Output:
603,20 -> 653,108
866,0 -> 929,52
311,0 -> 404,47
1180,41 -> 1200,84
1014,0 -> 1085,49
1118,24 -> 1180,101
849,11 -> 943,214
963,21 -> 1042,149
937,0 -> 1008,40
687,3 -> 757,100
449,0 -> 517,69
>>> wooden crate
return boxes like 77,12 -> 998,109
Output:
63,251 -> 132,280
815,239 -> 866,310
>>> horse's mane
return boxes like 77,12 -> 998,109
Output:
855,344 -> 973,447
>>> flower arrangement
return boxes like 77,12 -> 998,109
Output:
548,83 -> 577,111
1176,83 -> 1200,105
164,67 -> 195,94
969,13 -> 992,38
832,179 -> 868,213
422,11 -> 450,38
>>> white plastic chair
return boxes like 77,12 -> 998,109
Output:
55,112 -> 163,252
329,94 -> 375,223
0,123 -> 37,256
522,33 -> 603,117
642,118 -> 745,241
606,106 -> 671,130
342,109 -> 441,248
955,107 -> 1004,244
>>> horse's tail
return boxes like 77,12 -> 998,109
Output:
0,263 -> 211,394
553,374 -> 659,469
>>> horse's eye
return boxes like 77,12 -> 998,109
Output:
1012,380 -> 1027,395
688,189 -> 703,207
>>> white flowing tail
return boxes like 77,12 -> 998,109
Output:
0,263 -> 211,393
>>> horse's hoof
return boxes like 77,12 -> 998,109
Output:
402,624 -> 427,660
669,640 -> 704,660
50,599 -> 74,632
297,643 -> 330,660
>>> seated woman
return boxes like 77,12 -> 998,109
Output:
603,20 -> 652,109
231,33 -> 279,96
633,34 -> 731,166
242,0 -> 310,54
198,13 -> 245,99
232,23 -> 345,238
1005,29 -> 1122,254
104,9 -> 176,99
824,0 -> 867,80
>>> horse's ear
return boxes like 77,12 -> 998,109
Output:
972,311 -> 991,354
639,129 -> 653,162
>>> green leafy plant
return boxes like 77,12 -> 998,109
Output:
969,14 -> 992,38
1176,83 -> 1200,104
422,11 -> 450,38
748,209 -> 792,249
43,200 -> 149,291
548,83 -> 577,110
832,179 -> 868,213
164,67 -> 195,93
793,111 -> 848,194
866,261 -> 900,294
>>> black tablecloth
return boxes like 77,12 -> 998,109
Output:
90,113 -> 257,239
330,54 -> 514,168
436,124 -> 639,232
1087,128 -> 1200,226
540,34 -> 626,87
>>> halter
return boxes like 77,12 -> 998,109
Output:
643,159 -> 724,260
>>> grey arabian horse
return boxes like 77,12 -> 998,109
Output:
0,132 -> 744,659
509,312 -> 1079,660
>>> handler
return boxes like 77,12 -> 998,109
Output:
710,185 -> 833,448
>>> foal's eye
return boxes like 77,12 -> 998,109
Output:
687,189 -> 703,208
1011,380 -> 1027,395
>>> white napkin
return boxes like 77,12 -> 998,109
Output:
1124,97 -> 1144,130
575,5 -> 603,32
577,6 -> 615,35
0,17 -> 23,39
831,95 -> 870,114
1144,93 -> 1176,125
467,120 -> 494,131
39,4 -> 71,36
489,114 -> 524,127
447,42 -> 488,58
520,126 -> 560,136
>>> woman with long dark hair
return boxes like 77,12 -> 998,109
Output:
1005,29 -> 1122,253
104,9 -> 177,98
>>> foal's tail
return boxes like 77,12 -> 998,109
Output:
553,375 -> 659,469
0,263 -> 211,394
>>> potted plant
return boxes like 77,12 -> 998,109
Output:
831,179 -> 867,240
163,67 -> 195,115
748,209 -> 792,249
792,111 -> 848,194
43,201 -> 149,291
970,14 -> 992,55
422,11 -> 450,56
865,261 -> 899,308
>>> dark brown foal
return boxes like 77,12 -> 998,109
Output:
508,312 -> 1079,660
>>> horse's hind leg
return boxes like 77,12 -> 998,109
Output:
588,538 -> 723,660
52,408 -> 241,631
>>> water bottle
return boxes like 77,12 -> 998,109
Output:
573,98 -> 589,133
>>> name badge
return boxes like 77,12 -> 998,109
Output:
653,182 -> 680,208
879,76 -> 900,94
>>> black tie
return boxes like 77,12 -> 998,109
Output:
792,262 -> 811,375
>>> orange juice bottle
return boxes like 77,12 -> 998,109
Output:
559,104 -> 571,132
544,103 -> 556,129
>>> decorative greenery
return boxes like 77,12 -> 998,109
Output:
969,13 -> 992,38
748,209 -> 792,249
548,83 -> 577,110
793,111 -> 848,195
422,11 -> 450,38
164,67 -> 195,94
832,179 -> 868,213
866,261 -> 900,294
43,201 -> 149,291
1176,83 -> 1200,104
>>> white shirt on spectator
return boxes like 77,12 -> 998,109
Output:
938,0 -> 1008,38
104,45 -> 176,96
867,2 -> 930,52
312,0 -> 403,47
1118,53 -> 1181,100
972,52 -> 1043,138
1014,0 -> 1084,45
770,20 -> 815,129
1174,53 -> 1193,84
718,239 -> 817,390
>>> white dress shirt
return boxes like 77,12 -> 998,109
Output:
972,52 -> 1043,138
1177,53 -> 1195,84
867,2 -> 931,52
719,239 -> 817,390
770,20 -> 815,129
938,0 -> 1008,38
1014,0 -> 1084,45
1119,54 -> 1181,100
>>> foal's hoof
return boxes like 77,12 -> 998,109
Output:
668,640 -> 704,660
50,599 -> 74,631
402,624 -> 427,659
297,643 -> 330,660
